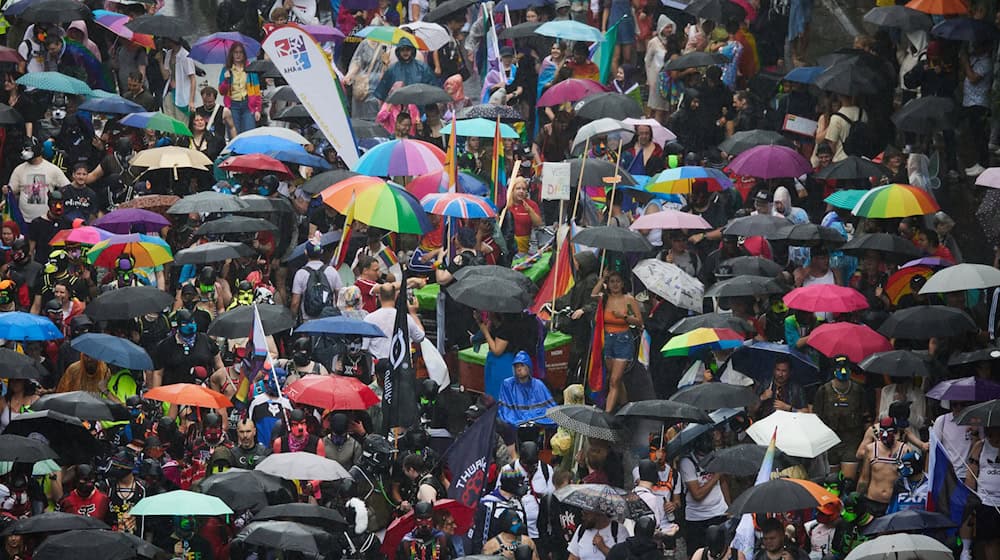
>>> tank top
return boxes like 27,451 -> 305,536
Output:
977,439 -> 1000,506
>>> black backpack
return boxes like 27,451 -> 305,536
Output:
833,109 -> 882,158
302,265 -> 335,318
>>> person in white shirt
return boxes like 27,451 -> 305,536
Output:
5,137 -> 70,223
363,283 -> 424,360
290,241 -> 344,321
159,37 -> 197,122
678,435 -> 729,554
567,510 -> 629,560
931,401 -> 983,480
633,458 -> 679,538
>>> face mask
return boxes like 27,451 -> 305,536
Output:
20,149 -> 33,161
330,433 -> 347,446
510,520 -> 524,535
879,429 -> 896,447
899,462 -> 914,477
50,203 -> 63,217
291,421 -> 307,438
178,323 -> 197,337
842,509 -> 858,523
257,186 -> 272,196
77,481 -> 95,496
834,367 -> 850,381
204,428 -> 223,445
293,352 -> 310,367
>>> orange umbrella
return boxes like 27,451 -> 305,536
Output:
318,175 -> 391,212
906,0 -> 968,15
144,383 -> 232,409
728,478 -> 840,515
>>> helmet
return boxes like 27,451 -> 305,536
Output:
292,336 -> 312,367
173,308 -> 194,328
705,524 -> 728,557
638,458 -> 659,484
254,286 -> 274,305
114,136 -> 133,156
258,174 -> 279,196
899,450 -> 923,478
0,279 -> 17,306
236,280 -> 254,306
329,412 -> 349,435
359,434 -> 394,473
499,467 -> 528,497
832,355 -> 851,381
413,501 -> 434,519
519,441 -> 539,467
634,516 -> 656,539
44,249 -> 69,275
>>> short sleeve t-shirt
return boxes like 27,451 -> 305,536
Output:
61,185 -> 99,221
291,261 -> 344,320
509,200 -> 540,237
567,523 -> 629,560
153,334 -> 219,386
678,455 -> 729,521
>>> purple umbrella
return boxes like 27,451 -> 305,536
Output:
298,24 -> 346,43
927,376 -> 1000,402
727,145 -> 812,179
189,32 -> 261,65
901,256 -> 954,268
92,209 -> 171,234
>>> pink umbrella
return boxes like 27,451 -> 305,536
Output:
538,78 -> 609,107
975,167 -> 1000,188
727,145 -> 812,179
406,169 -> 448,201
783,284 -> 869,313
623,118 -> 676,148
629,209 -> 711,231
353,139 -> 446,177
806,322 -> 891,362
49,226 -> 114,247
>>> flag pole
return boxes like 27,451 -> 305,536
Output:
570,138 -> 590,224
551,203 -> 565,313
597,143 -> 625,279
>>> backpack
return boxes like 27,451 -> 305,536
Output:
833,109 -> 882,158
302,265 -> 335,318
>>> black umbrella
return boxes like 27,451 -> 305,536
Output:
732,341 -> 821,386
445,274 -> 533,313
718,129 -> 793,155
727,478 -> 828,515
664,51 -> 729,71
174,241 -> 257,265
859,350 -> 941,378
351,118 -> 391,139
553,484 -> 653,521
0,434 -> 58,463
386,83 -> 452,105
615,400 -> 713,424
1,512 -> 109,535
546,405 -> 626,443
815,60 -> 888,96
501,21 -> 543,39
573,226 -> 653,253
33,529 -> 142,560
931,17 -> 997,42
248,59 -> 283,79
892,96 -> 957,134
666,407 -> 744,459
207,304 -> 297,338
236,521 -> 336,556
237,194 -> 295,214
424,0 -> 477,22
85,286 -> 174,320
253,503 -> 348,530
722,214 -> 793,237
716,256 -> 783,279
955,398 -> 1000,427
769,223 -> 846,248
862,509 -> 956,536
863,6 -> 932,31
878,305 -> 978,339
574,93 -> 644,121
5,410 -> 102,465
814,156 -> 890,181
569,158 -> 638,187
669,313 -> 755,335
453,265 -> 536,290
269,86 -> 299,103
125,14 -> 187,37
949,346 -> 1000,366
704,275 -> 786,298
19,0 -> 90,23
300,169 -> 361,195
458,104 -> 524,121
32,391 -> 129,422
199,469 -> 296,511
0,103 -> 23,125
669,383 -> 759,409
0,347 -> 48,379
274,104 -> 311,122
167,191 -> 250,214
703,444 -> 796,476
683,0 -> 745,22
840,233 -> 923,260
195,216 -> 279,236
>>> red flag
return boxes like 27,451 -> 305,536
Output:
531,236 -> 575,315
587,299 -> 605,401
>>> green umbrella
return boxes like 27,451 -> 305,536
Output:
130,490 -> 233,516
824,189 -> 868,210
0,459 -> 60,476
16,72 -> 93,95
438,118 -> 519,139
120,111 -> 194,136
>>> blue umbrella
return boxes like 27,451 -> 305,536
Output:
3,0 -> 36,17
283,230 -> 341,264
438,118 -> 519,138
265,150 -> 332,170
535,20 -> 605,42
931,17 -> 997,42
0,312 -> 63,341
296,317 -> 386,338
783,66 -> 824,85
731,341 -> 821,386
79,95 -> 145,115
496,0 -> 553,9
228,135 -> 305,155
456,171 -> 489,196
70,333 -> 153,370
666,407 -> 744,459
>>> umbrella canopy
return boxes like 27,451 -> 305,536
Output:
237,521 -> 336,555
286,374 -> 381,411
905,0 -> 969,15
16,71 -> 92,95
806,322 -> 892,362
296,316 -> 386,337
440,118 -> 519,139
33,529 -> 146,560
144,383 -> 233,409
954,398 -> 1000,427
670,313 -> 755,336
920,263 -> 1000,293
325,180 -> 431,234
85,286 -> 174,320
664,51 -> 729,71
50,226 -> 114,246
554,484 -> 652,521
120,111 -> 193,136
669,382 -> 759,410
879,305 -> 977,339
568,157 -> 638,187
814,156 -> 891,182
731,342 -> 821,385
647,166 -> 733,194
722,214 -> 793,237
130,146 -> 213,172
445,272 -> 533,313
70,333 -> 153,370
572,118 -> 635,152
92,208 -> 171,235
190,31 -> 261,64
33,390 -> 129,422
16,0 -> 89,23
574,92 -> 644,121
684,0 -> 749,20
715,256 -> 783,279
535,20 -> 604,42
632,259 -> 704,313
662,327 -> 745,357
704,275 -> 786,298
615,399 -> 713,423
176,241 -> 256,264
859,350 -> 940,377
131,490 -> 233,516
1,511 -> 109,535
852,183 -> 940,218
862,509 -> 956,535
845,533 -> 953,560
208,304 -> 296,338
195,216 -> 279,237
79,95 -> 145,115
825,191 -> 871,213
892,96 -> 957,133
92,9 -> 155,49
702,444 -> 796,476
227,135 -> 308,156
0,103 -> 22,126
233,126 -> 310,146
545,405 -> 626,443
622,118 -> 675,147
573,226 -> 653,253
353,139 -> 446,177
666,408 -> 745,459
630,209 -> 711,231
300,169 -> 362,195
728,478 -> 838,515
199,469 -> 296,511
382,501 -> 474,557
888,265 -> 935,305
253,503 -> 348,529
501,21 -> 543,38
386,83 -> 451,105
718,129 -> 793,155
782,65 -> 825,84
0,434 -> 58,463
975,167 -> 1000,188
0,311 -> 63,341
457,103 -> 524,120
815,59 -> 889,96
864,5 -> 933,30
950,346 -> 1000,366
5,410 -> 99,464
770,223 -> 846,248
355,25 -> 429,49
219,154 -> 293,176
86,233 -> 173,268
783,284 -> 868,313
537,78 -> 608,107
728,145 -> 812,179
840,232 -> 923,260
167,191 -> 251,214
0,348 -> 47,380
399,21 -> 452,49
423,0 -> 477,21
125,14 -> 187,36
421,192 -> 497,218
746,410 -> 841,458
256,452 -> 351,480
927,376 -> 1000,402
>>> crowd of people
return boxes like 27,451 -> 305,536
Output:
0,0 -> 999,560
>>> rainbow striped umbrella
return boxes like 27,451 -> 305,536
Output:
421,192 -> 497,219
50,226 -> 113,247
86,234 -> 173,268
885,265 -> 935,305
661,327 -> 745,357
647,166 -> 733,194
355,26 -> 429,49
353,139 -> 446,177
852,183 -> 940,218
92,10 -> 155,49
120,111 -> 193,137
352,183 -> 431,234
319,175 -> 391,211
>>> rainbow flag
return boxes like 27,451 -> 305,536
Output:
733,427 -> 778,556
333,197 -> 355,267
444,118 -> 458,192
376,245 -> 399,270
234,304 -> 271,407
491,116 -> 506,208
587,299 -> 605,405
2,190 -> 24,232
531,233 -> 575,315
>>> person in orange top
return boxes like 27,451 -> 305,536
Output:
591,270 -> 643,413
564,42 -> 600,81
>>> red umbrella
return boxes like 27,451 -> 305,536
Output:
381,499 -> 475,559
806,322 -> 891,362
284,374 -> 380,410
537,78 -> 609,107
219,154 -> 293,176
783,284 -> 869,313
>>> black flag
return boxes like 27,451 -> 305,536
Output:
443,403 -> 498,508
384,267 -> 418,432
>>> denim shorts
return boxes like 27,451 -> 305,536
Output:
604,331 -> 634,360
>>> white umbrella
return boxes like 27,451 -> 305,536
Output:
845,534 -> 953,560
256,451 -> 351,481
745,410 -> 841,458
401,21 -> 452,50
572,117 -> 634,153
632,259 -> 704,313
225,126 -> 310,151
623,117 -> 676,148
919,263 -> 1000,294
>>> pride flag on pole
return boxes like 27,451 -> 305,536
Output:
444,117 -> 458,192
593,17 -> 624,84
491,116 -> 506,207
332,196 -> 355,267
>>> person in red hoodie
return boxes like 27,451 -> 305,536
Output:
59,464 -> 109,520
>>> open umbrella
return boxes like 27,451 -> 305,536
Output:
228,126 -> 310,147
199,469 -> 296,510
454,264 -> 535,289
825,189 -> 870,210
568,157 -> 638,187
629,210 -> 711,231
704,275 -> 786,298
731,342 -> 820,385
501,21 -> 543,38
301,169 -> 362,195
195,216 -> 279,237
783,284 -> 868,313
782,65 -> 825,84
852,183 -> 940,218
167,191 -> 250,214
50,226 -> 114,247
622,118 -> 675,147
92,208 -> 171,235
445,273 -> 534,313
535,20 -> 604,42
421,192 -> 497,218
16,0 -> 87,22
815,156 -> 891,182
32,390 -> 129,421
862,509 -> 956,535
647,166 -> 733,194
554,484 -> 652,521
190,31 -> 261,64
703,444 -> 796,476
0,311 -> 63,341
285,374 -> 380,410
666,408 -> 744,459
632,259 -> 705,313
574,92 -> 644,121
1,511 -> 109,535
718,129 -> 793,155
70,333 -> 153,371
815,59 -> 890,96
905,0 -> 969,15
670,313 -> 755,336
125,14 -> 188,37
144,383 -> 233,409
440,118 -> 519,139
859,350 -> 940,377
120,111 -> 193,136
722,214 -> 792,237
546,405 -> 625,443
399,21 -> 451,49
0,348 -> 47,380
256,452 -> 351,480
664,51 -> 729,71
845,533 -> 953,560
327,181 -> 430,234
353,139 -> 445,177
864,5 -> 933,30
86,234 -> 173,267
954,398 -> 1000,427
840,232 -> 923,260
661,327 -> 745,357
920,263 -> 1000,293
131,490 -> 233,516
457,103 -> 524,121
237,521 -> 336,556
926,376 -> 1000,402
669,383 -> 759,409
806,322 -> 891,362
5,411 -> 100,464
728,145 -> 812,179
745,410 -> 841,458
253,503 -> 347,529
728,478 -> 838,515
423,0 -> 477,22
892,96 -> 957,134
573,226 -> 653,253
386,83 -> 451,105
571,117 -> 634,152
79,95 -> 144,115
715,256 -> 783,279
949,346 -> 1000,366
33,530 -> 146,560
16,71 -> 92,95
130,146 -> 213,174
85,286 -> 174,320
219,154 -> 293,176
0,434 -> 58,463
878,305 -> 977,339
355,25 -> 429,49
208,304 -> 296,338
615,400 -> 713,423
770,223 -> 846,248
537,78 -> 608,107
886,264 -> 936,304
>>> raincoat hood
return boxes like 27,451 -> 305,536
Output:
395,37 -> 417,59
657,15 -> 675,36
773,186 -> 792,217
